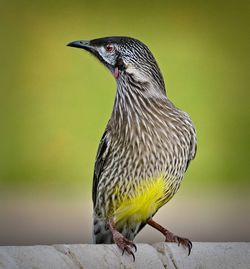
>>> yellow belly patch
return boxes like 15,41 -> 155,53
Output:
113,176 -> 168,224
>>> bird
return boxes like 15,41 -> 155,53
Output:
67,36 -> 197,260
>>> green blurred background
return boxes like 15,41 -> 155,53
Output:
0,1 -> 249,245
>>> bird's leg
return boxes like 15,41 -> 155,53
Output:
108,219 -> 137,261
147,218 -> 192,255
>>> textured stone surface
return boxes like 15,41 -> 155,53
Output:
0,243 -> 249,269
153,242 -> 250,269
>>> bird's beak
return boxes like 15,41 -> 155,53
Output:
67,39 -> 113,73
67,40 -> 94,52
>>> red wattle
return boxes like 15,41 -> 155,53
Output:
114,67 -> 119,79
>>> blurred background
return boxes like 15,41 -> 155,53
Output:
0,1 -> 249,245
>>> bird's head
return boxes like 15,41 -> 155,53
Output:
67,36 -> 165,92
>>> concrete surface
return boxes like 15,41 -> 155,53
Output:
0,243 -> 249,269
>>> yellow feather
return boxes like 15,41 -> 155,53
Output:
113,176 -> 168,224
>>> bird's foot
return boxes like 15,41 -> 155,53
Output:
113,230 -> 137,261
164,231 -> 192,255
108,219 -> 137,261
147,218 -> 192,255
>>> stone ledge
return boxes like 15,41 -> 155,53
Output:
0,243 -> 249,269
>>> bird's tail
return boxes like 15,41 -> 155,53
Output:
92,216 -> 142,244
93,217 -> 114,244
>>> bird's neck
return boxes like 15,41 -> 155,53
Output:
109,75 -> 170,138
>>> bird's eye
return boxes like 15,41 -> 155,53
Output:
105,44 -> 113,52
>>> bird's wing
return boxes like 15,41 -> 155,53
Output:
185,131 -> 197,171
92,129 -> 110,207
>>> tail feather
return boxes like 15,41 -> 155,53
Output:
93,217 -> 142,243
93,218 -> 113,244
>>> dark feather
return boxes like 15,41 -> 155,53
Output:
185,140 -> 197,171
92,129 -> 109,206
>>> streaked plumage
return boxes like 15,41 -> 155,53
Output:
68,36 -> 197,257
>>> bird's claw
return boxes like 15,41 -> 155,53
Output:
113,232 -> 136,261
170,235 -> 193,255
121,244 -> 135,261
132,242 -> 137,252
